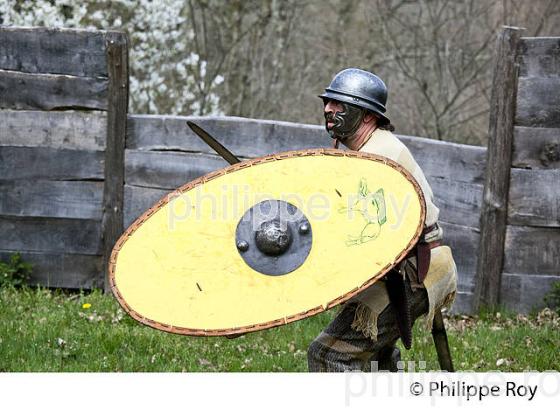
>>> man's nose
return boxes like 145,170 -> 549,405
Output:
324,100 -> 337,113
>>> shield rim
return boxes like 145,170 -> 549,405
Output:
108,148 -> 426,336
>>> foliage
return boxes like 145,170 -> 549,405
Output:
544,281 -> 560,313
0,253 -> 32,288
0,0 -> 223,116
0,286 -> 558,372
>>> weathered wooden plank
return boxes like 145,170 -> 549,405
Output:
512,126 -> 560,169
0,69 -> 108,111
122,181 -> 483,238
474,27 -> 521,311
0,110 -> 107,151
508,168 -> 560,227
429,178 -> 483,228
0,216 -> 102,255
439,221 -> 479,293
399,136 -> 487,184
500,273 -> 559,313
0,180 -> 103,220
518,37 -> 560,78
516,77 -> 560,128
125,150 -> 227,189
102,32 -> 129,292
124,146 -> 483,230
127,115 -> 486,184
0,27 -> 107,78
503,225 -> 560,276
126,115 -> 330,156
124,185 -> 171,228
0,250 -> 103,289
0,146 -> 104,180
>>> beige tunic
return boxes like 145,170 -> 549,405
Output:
349,128 -> 457,340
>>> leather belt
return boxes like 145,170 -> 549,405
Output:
423,223 -> 439,236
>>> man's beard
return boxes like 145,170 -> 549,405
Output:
324,103 -> 365,140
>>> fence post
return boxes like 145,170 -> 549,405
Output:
102,32 -> 129,293
473,26 -> 522,311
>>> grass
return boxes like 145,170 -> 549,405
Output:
0,286 -> 558,372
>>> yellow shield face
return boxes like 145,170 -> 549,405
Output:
109,149 -> 425,336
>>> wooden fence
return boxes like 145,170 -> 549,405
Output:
0,26 -> 558,313
0,27 -> 128,289
474,28 -> 560,312
123,115 -> 485,314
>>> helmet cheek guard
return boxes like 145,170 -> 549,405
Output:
324,101 -> 365,140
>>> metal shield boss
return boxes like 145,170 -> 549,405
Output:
109,149 -> 426,336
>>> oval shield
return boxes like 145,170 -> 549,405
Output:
109,149 -> 426,336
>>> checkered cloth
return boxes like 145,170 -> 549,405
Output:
307,280 -> 429,372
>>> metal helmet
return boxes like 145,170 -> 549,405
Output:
319,68 -> 390,140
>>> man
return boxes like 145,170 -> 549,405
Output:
307,68 -> 457,372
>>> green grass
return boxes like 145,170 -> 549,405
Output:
0,286 -> 558,372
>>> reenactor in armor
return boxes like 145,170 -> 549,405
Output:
307,68 -> 458,372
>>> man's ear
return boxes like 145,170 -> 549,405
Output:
363,112 -> 377,124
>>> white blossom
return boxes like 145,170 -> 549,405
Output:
0,0 -> 223,115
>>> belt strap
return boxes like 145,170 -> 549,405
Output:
416,223 -> 442,283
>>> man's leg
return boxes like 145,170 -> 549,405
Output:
307,302 -> 375,372
307,282 -> 429,372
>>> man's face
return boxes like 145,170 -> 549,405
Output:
323,98 -> 344,132
322,98 -> 365,140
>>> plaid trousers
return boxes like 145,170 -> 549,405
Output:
307,281 -> 429,372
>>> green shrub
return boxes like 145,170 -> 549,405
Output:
0,253 -> 32,287
544,281 -> 560,313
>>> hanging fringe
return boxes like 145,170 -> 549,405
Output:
350,281 -> 391,341
350,247 -> 458,340
351,303 -> 381,341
